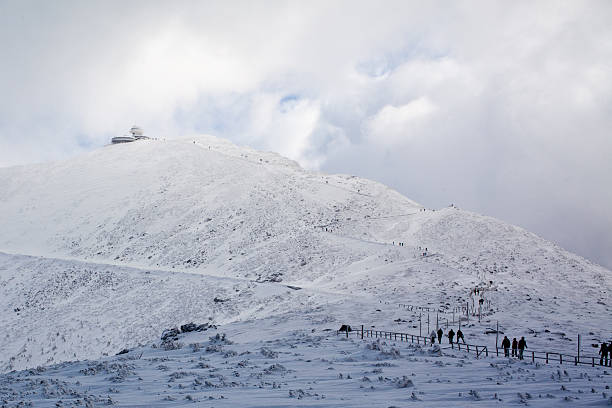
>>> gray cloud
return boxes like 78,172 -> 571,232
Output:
1,0 -> 611,268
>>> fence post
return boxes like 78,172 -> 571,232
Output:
495,321 -> 498,353
361,325 -> 364,340
532,351 -> 534,363
577,335 -> 581,365
546,352 -> 548,363
560,354 -> 562,364
592,357 -> 595,367
346,326 -> 349,338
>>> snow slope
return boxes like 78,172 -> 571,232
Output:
1,318 -> 611,407
0,135 -> 610,374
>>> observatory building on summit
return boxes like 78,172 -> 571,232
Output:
111,126 -> 149,144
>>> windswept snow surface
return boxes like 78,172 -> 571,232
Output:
1,319 -> 612,407
0,135 -> 611,405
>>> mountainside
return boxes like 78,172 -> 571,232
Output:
0,135 -> 610,372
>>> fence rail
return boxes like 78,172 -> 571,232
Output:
338,325 -> 608,369
339,325 -> 488,358
494,347 -> 607,367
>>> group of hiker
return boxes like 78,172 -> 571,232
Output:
500,336 -> 528,359
430,327 -> 465,345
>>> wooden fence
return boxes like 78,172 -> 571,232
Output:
494,347 -> 608,367
339,325 -> 488,358
338,325 -> 607,368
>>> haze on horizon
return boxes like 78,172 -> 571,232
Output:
1,0 -> 611,270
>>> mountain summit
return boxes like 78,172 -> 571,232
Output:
0,135 -> 610,371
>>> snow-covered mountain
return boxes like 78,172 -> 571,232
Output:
0,135 -> 610,373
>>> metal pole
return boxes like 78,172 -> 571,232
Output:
419,312 -> 422,337
577,334 -> 580,364
436,313 -> 439,330
427,313 -> 430,334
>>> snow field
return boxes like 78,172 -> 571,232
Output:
1,317 -> 611,407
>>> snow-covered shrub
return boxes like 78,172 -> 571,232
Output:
260,347 -> 278,359
393,376 -> 414,388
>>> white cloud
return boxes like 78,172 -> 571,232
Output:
364,98 -> 437,144
0,1 -> 611,269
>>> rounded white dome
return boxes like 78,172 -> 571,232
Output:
130,126 -> 144,136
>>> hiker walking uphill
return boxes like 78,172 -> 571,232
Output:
600,342 -> 609,366
512,338 -> 518,357
501,336 -> 511,357
518,337 -> 527,360
430,330 -> 436,345
456,328 -> 465,344
437,328 -> 443,344
448,329 -> 455,345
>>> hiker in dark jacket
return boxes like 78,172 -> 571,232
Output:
430,330 -> 436,345
456,329 -> 465,343
518,337 -> 527,360
501,336 -> 511,357
511,338 -> 518,357
437,328 -> 443,344
600,342 -> 609,366
448,329 -> 455,345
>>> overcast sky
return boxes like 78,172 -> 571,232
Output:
1,0 -> 611,269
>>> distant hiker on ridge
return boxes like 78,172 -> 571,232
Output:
511,338 -> 518,357
501,336 -> 511,357
437,328 -> 443,344
518,337 -> 527,360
